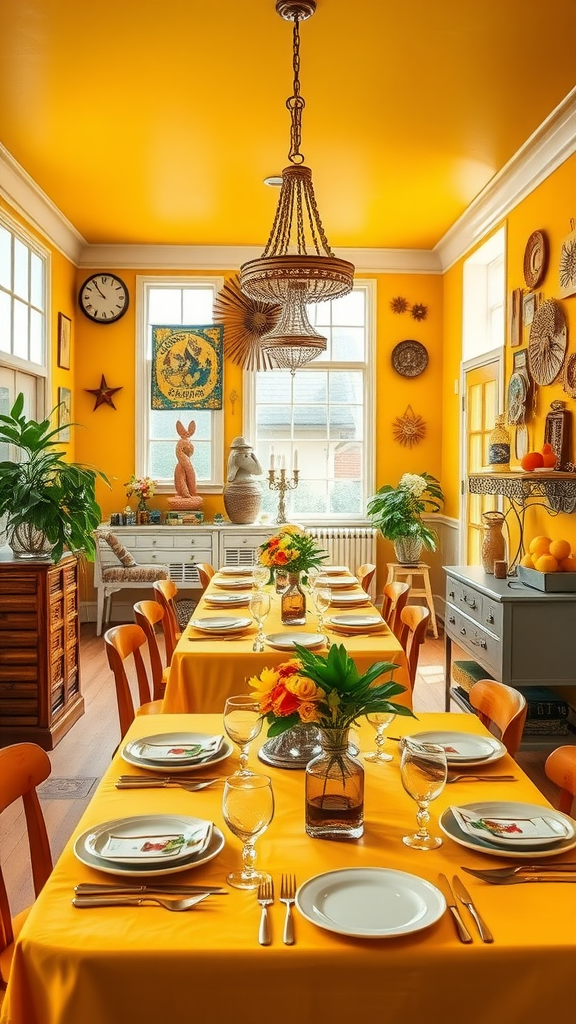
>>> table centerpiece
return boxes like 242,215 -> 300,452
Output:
258,525 -> 327,624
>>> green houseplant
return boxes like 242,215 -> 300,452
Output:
0,393 -> 107,562
367,472 -> 444,564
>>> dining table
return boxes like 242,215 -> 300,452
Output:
2,710 -> 575,1024
162,569 -> 412,714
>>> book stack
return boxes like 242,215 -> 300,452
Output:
521,687 -> 570,736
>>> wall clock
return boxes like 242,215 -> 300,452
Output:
78,273 -> 129,323
391,340 -> 428,377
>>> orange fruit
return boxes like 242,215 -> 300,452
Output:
541,443 -> 558,469
519,553 -> 534,568
534,554 -> 558,573
529,536 -> 551,557
560,556 -> 576,572
521,451 -> 544,471
549,539 -> 571,561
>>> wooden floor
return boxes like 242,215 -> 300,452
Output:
0,624 -> 563,917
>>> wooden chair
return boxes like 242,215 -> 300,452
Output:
152,579 -> 181,662
398,605 -> 430,689
133,600 -> 170,701
104,624 -> 164,740
544,746 -> 576,813
0,743 -> 52,1002
356,562 -> 376,594
196,563 -> 215,591
468,679 -> 527,758
381,581 -> 410,640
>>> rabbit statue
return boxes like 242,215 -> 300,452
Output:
167,420 -> 204,510
223,436 -> 263,523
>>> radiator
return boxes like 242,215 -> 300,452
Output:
309,527 -> 377,588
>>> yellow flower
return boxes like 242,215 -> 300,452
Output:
298,701 -> 322,723
286,675 -> 325,702
247,666 -> 279,696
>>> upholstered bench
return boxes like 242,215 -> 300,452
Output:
94,530 -> 170,635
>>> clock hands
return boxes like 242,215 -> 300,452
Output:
93,281 -> 106,299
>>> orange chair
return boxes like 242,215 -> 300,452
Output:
398,605 -> 430,689
134,600 -> 170,700
152,579 -> 181,662
381,581 -> 410,640
0,743 -> 52,1004
104,624 -> 164,740
356,563 -> 376,594
468,679 -> 527,758
196,563 -> 215,591
544,746 -> 576,813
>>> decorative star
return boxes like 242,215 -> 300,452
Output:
85,374 -> 123,410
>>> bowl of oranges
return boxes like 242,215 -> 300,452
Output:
517,536 -> 576,591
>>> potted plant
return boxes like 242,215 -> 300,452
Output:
0,393 -> 107,562
367,472 -> 444,564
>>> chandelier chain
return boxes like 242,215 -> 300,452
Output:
287,17 -> 305,164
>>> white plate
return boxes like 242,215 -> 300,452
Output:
329,614 -> 384,628
213,578 -> 255,589
74,816 -> 225,876
408,731 -> 506,765
315,575 -> 357,588
447,801 -> 575,849
295,868 -> 445,939
204,593 -> 251,606
126,732 -> 224,764
264,632 -> 326,650
320,565 -> 349,575
439,802 -> 576,859
85,815 -> 213,865
217,566 -> 255,576
121,732 -> 233,773
189,616 -> 252,633
329,591 -> 371,606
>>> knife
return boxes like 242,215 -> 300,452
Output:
452,874 -> 494,943
74,883 -> 228,895
437,873 -> 473,943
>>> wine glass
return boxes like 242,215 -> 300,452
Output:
249,590 -> 271,652
400,737 -> 447,850
222,773 -> 275,889
223,695 -> 263,776
306,566 -> 320,594
252,564 -> 270,590
312,585 -> 331,633
364,712 -> 396,763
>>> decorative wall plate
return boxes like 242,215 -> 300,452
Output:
507,372 -> 527,425
391,340 -> 428,377
559,226 -> 576,298
528,298 -> 567,385
523,230 -> 547,289
563,353 -> 576,399
392,405 -> 426,447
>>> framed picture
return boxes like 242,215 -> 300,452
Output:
513,348 -> 529,373
509,288 -> 522,347
58,387 -> 71,442
58,313 -> 71,370
523,292 -> 537,327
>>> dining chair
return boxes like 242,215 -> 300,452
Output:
133,600 -> 170,701
196,562 -> 215,591
0,743 -> 52,1005
380,581 -> 410,640
104,624 -> 165,740
356,562 -> 376,594
397,605 -> 430,689
152,579 -> 181,662
468,679 -> 527,758
544,746 -> 576,813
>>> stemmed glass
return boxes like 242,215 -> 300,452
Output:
222,773 -> 274,889
306,566 -> 320,594
400,737 -> 447,850
249,590 -> 271,652
223,695 -> 263,777
312,585 -> 331,634
364,712 -> 396,763
252,564 -> 270,590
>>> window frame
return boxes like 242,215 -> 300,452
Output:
0,208 -> 50,385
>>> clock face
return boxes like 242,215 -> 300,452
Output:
79,273 -> 129,323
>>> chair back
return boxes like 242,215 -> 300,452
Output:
134,600 -> 167,700
468,679 -> 527,758
152,579 -> 180,661
544,746 -> 576,813
381,581 -> 410,639
398,605 -> 430,687
104,624 -> 153,739
0,743 -> 52,954
356,563 -> 376,594
196,563 -> 215,590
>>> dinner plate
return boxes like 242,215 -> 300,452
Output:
264,632 -> 325,651
448,801 -> 575,849
74,816 -> 225,876
121,732 -> 233,773
295,868 -> 445,939
328,614 -> 385,630
439,803 -> 576,859
125,732 -> 224,765
217,566 -> 255,576
315,575 -> 357,588
213,578 -> 255,589
203,593 -> 251,606
85,815 -> 213,865
189,616 -> 252,633
329,591 -> 371,606
407,731 -> 506,766
320,565 -> 349,575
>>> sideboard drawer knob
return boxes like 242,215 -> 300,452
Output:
448,616 -> 455,624
460,628 -> 467,635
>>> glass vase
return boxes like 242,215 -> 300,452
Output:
488,414 -> 510,471
305,728 -> 364,840
281,571 -> 306,626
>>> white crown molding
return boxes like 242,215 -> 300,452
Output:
436,86 -> 576,271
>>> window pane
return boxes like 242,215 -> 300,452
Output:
149,289 -> 183,324
149,408 -> 211,441
256,371 -> 291,404
330,478 -> 362,514
0,227 -> 10,290
332,327 -> 364,361
29,308 -> 43,363
330,406 -> 362,440
30,252 -> 44,310
332,289 -> 365,326
13,299 -> 28,358
0,291 -> 10,352
182,289 -> 214,323
295,404 -> 327,437
329,370 -> 363,403
257,404 -> 292,438
13,238 -> 29,301
293,372 -> 327,404
293,478 -> 327,514
308,299 -> 331,327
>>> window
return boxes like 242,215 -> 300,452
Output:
0,214 -> 47,370
136,277 -> 224,490
244,281 -> 375,522
462,228 -> 506,360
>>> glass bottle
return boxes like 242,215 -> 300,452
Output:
488,414 -> 510,471
481,510 -> 506,574
305,728 -> 364,840
281,571 -> 306,625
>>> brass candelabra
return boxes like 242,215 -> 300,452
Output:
268,468 -> 299,524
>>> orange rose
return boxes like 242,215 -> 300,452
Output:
286,675 -> 324,701
269,682 -> 300,717
298,701 -> 322,724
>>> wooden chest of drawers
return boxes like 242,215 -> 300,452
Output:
0,550 -> 84,749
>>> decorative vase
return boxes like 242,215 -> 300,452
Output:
8,524 -> 54,560
394,536 -> 423,564
223,480 -> 263,524
281,571 -> 306,625
258,722 -> 322,769
488,414 -> 510,471
305,728 -> 364,840
137,497 -> 148,513
481,510 -> 506,574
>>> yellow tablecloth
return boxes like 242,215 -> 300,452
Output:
163,577 -> 412,713
2,712 -> 575,1024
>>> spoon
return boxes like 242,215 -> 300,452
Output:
446,774 -> 517,783
72,893 -> 211,911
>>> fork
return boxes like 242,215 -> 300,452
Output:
461,862 -> 576,882
280,874 -> 296,945
459,869 -> 576,885
257,878 -> 274,945
72,893 -> 211,911
446,774 -> 517,784
116,777 -> 221,792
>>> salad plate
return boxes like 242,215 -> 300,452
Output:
315,574 -> 357,589
213,578 -> 255,589
447,801 -> 574,849
85,816 -> 213,865
74,815 -> 225,876
188,616 -> 251,633
328,613 -> 385,631
407,731 -> 506,766
264,632 -> 325,651
121,732 -> 233,773
329,591 -> 371,606
203,593 -> 251,606
439,802 -> 576,859
217,566 -> 255,576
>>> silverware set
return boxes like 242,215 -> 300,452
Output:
115,775 -> 221,792
461,862 -> 576,884
257,874 -> 297,945
437,873 -> 493,943
72,882 -> 228,910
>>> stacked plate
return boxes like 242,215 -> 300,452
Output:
217,566 -> 255,576
329,590 -> 371,607
213,576 -> 255,589
264,632 -> 325,651
203,592 -> 251,607
121,731 -> 233,773
315,574 -> 357,589
327,613 -> 386,634
320,565 -> 349,575
74,813 -> 225,877
440,800 -> 576,859
188,616 -> 251,635
407,730 -> 506,768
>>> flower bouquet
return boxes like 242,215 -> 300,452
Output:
258,524 -> 327,580
125,475 -> 156,509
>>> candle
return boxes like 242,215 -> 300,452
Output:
280,455 -> 285,471
269,445 -> 275,471
293,448 -> 299,471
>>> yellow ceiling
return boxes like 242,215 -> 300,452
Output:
1,0 -> 576,250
